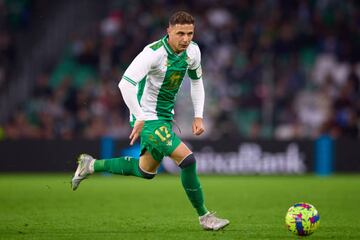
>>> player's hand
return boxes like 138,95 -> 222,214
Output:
129,120 -> 145,145
192,117 -> 205,136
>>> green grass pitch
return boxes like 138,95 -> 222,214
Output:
1,174 -> 359,239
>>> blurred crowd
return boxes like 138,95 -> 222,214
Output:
0,0 -> 30,93
1,0 -> 360,140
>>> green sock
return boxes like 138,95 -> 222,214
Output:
94,157 -> 143,178
181,162 -> 208,216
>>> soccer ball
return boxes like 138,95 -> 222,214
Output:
285,202 -> 320,236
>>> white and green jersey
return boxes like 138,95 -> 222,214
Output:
121,35 -> 203,122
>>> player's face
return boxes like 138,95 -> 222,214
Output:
167,24 -> 194,53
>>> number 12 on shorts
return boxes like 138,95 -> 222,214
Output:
155,126 -> 171,142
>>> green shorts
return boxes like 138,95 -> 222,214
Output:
139,120 -> 181,162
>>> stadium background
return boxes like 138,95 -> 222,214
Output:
0,0 -> 359,239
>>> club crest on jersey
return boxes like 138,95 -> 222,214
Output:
163,71 -> 182,90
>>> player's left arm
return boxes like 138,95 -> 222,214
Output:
188,44 -> 205,136
190,78 -> 205,136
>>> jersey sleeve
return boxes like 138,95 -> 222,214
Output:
191,77 -> 205,118
122,47 -> 155,85
187,44 -> 202,80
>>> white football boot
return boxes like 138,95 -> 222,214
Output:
199,212 -> 230,231
71,154 -> 95,191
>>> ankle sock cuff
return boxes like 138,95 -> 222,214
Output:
93,160 -> 105,172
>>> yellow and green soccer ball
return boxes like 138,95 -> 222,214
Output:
285,202 -> 320,236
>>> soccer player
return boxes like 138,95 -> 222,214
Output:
71,11 -> 230,231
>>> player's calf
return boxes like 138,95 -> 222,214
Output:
71,154 -> 157,191
179,154 -> 230,230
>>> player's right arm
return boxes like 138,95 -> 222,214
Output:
187,44 -> 205,136
118,47 -> 154,145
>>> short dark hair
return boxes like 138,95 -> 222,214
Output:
169,11 -> 195,26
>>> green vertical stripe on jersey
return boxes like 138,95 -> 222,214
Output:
156,37 -> 189,120
130,76 -> 146,126
137,76 -> 146,103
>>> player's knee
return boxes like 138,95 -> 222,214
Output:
138,166 -> 156,180
178,153 -> 196,169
